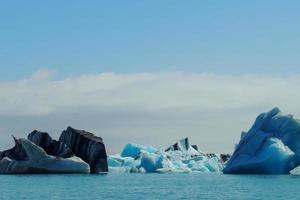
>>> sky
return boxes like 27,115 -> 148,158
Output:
0,1 -> 300,154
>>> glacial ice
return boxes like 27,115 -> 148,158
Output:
121,143 -> 158,158
0,138 -> 90,174
224,107 -> 300,174
108,138 -> 225,173
290,165 -> 300,175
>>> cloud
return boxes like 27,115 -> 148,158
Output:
0,70 -> 300,154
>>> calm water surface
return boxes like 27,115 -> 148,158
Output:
0,173 -> 299,200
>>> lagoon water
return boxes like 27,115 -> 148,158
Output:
0,173 -> 299,200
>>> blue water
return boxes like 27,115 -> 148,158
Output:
0,173 -> 299,200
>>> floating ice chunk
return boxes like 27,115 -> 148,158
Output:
0,138 -> 90,174
204,157 -> 223,172
108,166 -> 128,173
107,156 -> 123,167
109,138 -> 225,173
121,143 -> 158,158
139,151 -> 163,172
120,143 -> 143,158
165,138 -> 201,158
290,166 -> 300,175
108,155 -> 140,173
156,167 -> 191,173
224,108 -> 300,174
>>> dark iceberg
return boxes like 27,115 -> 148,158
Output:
0,127 -> 108,174
224,107 -> 300,174
59,127 -> 108,173
220,154 -> 231,163
28,130 -> 73,158
0,137 -> 90,174
0,136 -> 26,161
165,137 -> 200,157
206,153 -> 231,164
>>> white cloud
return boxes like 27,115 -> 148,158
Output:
0,70 -> 300,154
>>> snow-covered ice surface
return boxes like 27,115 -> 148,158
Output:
108,138 -> 225,173
224,107 -> 300,174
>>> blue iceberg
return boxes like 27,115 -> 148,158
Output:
108,138 -> 226,173
224,107 -> 300,174
121,143 -> 158,158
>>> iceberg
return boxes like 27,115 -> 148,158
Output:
59,127 -> 108,173
165,137 -> 201,159
108,138 -> 226,173
121,143 -> 158,158
0,127 -> 108,174
224,107 -> 300,174
108,155 -> 140,173
0,137 -> 90,174
29,127 -> 108,173
290,165 -> 300,175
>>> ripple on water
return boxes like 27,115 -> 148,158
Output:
0,173 -> 299,200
